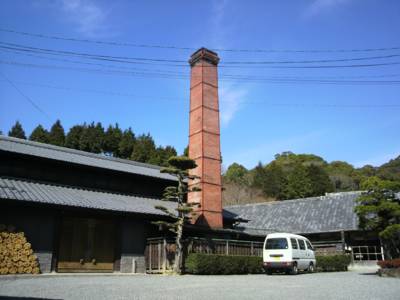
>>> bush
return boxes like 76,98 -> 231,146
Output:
316,255 -> 351,272
377,258 -> 400,269
185,253 -> 263,275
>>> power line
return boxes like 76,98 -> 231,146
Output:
3,46 -> 400,80
1,27 -> 400,53
2,41 -> 400,67
2,60 -> 400,85
0,72 -> 52,120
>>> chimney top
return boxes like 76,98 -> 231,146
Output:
189,48 -> 220,66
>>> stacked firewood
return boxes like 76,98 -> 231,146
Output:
0,224 -> 40,275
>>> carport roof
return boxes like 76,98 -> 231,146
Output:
0,135 -> 176,181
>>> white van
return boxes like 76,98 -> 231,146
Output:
262,233 -> 316,275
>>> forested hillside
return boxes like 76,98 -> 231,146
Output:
222,152 -> 400,205
6,120 -> 178,167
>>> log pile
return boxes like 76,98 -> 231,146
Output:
0,224 -> 40,275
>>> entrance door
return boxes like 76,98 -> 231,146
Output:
57,217 -> 115,272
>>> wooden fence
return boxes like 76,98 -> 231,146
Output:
145,237 -> 264,273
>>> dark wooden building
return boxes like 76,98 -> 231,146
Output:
0,135 -> 179,273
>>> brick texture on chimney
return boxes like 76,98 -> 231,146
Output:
188,48 -> 223,228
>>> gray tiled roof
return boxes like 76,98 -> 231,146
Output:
0,177 -> 177,216
0,135 -> 176,181
224,192 -> 363,236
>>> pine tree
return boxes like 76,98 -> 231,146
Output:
48,120 -> 65,146
79,122 -> 104,153
118,128 -> 135,159
8,121 -> 26,139
29,125 -> 49,143
306,164 -> 334,196
283,164 -> 312,199
65,125 -> 85,150
153,156 -> 200,274
131,133 -> 156,163
103,124 -> 123,156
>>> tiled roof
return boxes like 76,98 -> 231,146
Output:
0,135 -> 176,181
224,192 -> 363,236
0,177 -> 177,216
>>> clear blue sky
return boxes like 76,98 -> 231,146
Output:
0,0 -> 399,169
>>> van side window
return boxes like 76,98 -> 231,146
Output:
306,240 -> 314,251
298,239 -> 306,250
290,238 -> 298,249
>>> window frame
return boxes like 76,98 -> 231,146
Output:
298,239 -> 306,250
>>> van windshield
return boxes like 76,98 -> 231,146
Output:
265,238 -> 288,250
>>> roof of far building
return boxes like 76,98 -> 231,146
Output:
0,176 -> 176,216
0,135 -> 176,181
224,192 -> 364,236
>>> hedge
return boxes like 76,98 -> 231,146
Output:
316,255 -> 351,272
185,253 -> 263,275
377,258 -> 400,269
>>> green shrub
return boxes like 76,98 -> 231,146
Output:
185,253 -> 263,275
316,255 -> 351,272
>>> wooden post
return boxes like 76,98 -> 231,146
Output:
340,231 -> 345,254
149,243 -> 152,271
225,240 -> 229,255
158,241 -> 161,271
163,238 -> 167,271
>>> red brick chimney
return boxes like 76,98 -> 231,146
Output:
188,48 -> 223,228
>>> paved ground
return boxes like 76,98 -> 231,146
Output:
0,271 -> 399,300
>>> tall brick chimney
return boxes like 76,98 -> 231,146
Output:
188,48 -> 223,228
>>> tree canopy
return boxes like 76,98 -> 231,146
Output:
8,121 -> 26,139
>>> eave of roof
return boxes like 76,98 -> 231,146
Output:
0,176 -> 177,217
0,135 -> 177,181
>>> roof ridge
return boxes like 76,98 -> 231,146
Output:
0,175 -> 165,201
0,135 -> 163,171
225,191 -> 363,208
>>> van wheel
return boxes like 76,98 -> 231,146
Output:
308,263 -> 314,273
290,263 -> 298,275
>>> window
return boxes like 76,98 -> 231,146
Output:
290,238 -> 298,249
265,238 -> 288,250
298,239 -> 306,250
306,240 -> 314,251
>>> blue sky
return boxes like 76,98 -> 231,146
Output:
0,0 -> 399,169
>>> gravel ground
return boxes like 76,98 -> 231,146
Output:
0,271 -> 399,300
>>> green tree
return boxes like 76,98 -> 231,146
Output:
355,188 -> 400,259
29,125 -> 49,143
263,162 -> 287,199
103,124 -> 123,156
283,164 -> 312,199
65,125 -> 85,150
224,163 -> 248,184
79,122 -> 104,153
48,120 -> 65,146
360,176 -> 400,191
153,156 -> 200,274
8,121 -> 26,139
131,133 -> 157,163
377,156 -> 400,182
118,128 -> 135,159
306,164 -> 334,196
153,145 -> 178,166
326,161 -> 358,191
183,145 -> 189,157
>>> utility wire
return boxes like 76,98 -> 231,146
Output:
0,72 -> 52,120
3,41 -> 400,66
3,47 -> 400,80
1,28 -> 400,53
2,60 -> 400,85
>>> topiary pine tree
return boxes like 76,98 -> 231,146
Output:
8,121 -> 26,139
355,185 -> 400,259
153,156 -> 200,274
